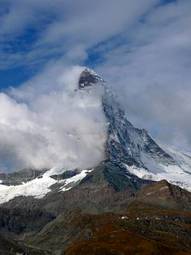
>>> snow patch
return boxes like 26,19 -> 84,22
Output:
162,145 -> 191,174
0,167 -> 93,204
61,169 -> 93,191
126,163 -> 191,192
0,175 -> 57,204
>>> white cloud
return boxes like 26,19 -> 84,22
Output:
0,65 -> 107,172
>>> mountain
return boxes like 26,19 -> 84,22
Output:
0,68 -> 191,205
0,68 -> 191,254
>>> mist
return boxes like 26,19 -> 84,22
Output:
0,65 -> 107,172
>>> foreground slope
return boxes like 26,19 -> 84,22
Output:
27,180 -> 191,254
64,211 -> 191,255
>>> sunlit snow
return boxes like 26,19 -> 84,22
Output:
0,167 -> 93,204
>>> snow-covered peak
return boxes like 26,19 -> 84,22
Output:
102,87 -> 191,191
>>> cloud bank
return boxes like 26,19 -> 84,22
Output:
0,65 -> 107,172
0,0 -> 191,169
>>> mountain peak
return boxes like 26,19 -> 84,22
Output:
78,68 -> 105,89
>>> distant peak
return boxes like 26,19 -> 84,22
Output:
78,68 -> 105,89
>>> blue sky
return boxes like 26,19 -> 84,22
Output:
0,0 -> 191,154
0,0 -> 170,89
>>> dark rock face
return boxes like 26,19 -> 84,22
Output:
100,160 -> 150,192
78,68 -> 104,89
